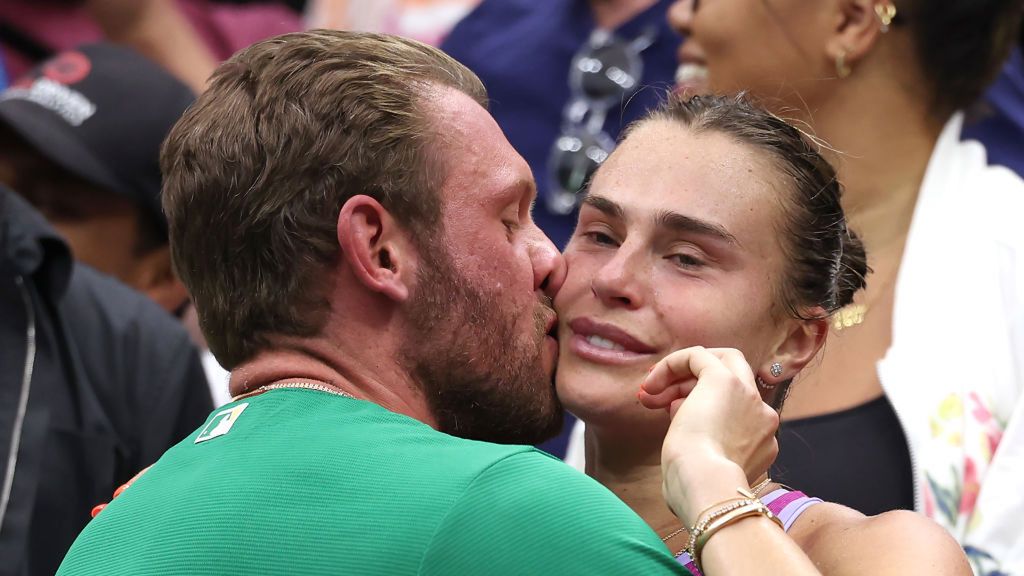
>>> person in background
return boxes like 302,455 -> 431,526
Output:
306,0 -> 480,46
0,186 -> 212,576
0,43 -> 232,405
657,0 -> 1024,572
963,44 -> 1024,177
442,0 -> 680,457
0,0 -> 301,93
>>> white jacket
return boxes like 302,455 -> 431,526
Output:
879,113 -> 1024,575
564,113 -> 1024,575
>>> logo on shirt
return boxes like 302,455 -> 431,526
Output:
195,403 -> 249,443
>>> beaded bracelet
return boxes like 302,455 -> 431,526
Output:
692,501 -> 783,573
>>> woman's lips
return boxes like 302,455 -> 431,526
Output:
567,317 -> 658,366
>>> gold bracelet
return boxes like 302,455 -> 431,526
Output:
683,498 -> 756,561
692,501 -> 784,573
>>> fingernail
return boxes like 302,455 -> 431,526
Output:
90,503 -> 106,518
113,483 -> 130,498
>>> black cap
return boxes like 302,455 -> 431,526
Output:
0,43 -> 196,240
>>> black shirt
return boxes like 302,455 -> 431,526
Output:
0,187 -> 213,576
772,395 -> 915,516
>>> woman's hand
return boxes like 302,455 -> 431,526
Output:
639,346 -> 779,525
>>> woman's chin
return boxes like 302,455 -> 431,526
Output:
556,367 -> 668,430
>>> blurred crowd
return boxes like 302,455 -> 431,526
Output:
1,1 -> 1023,575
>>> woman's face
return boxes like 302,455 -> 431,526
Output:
554,121 -> 790,432
668,0 -> 834,108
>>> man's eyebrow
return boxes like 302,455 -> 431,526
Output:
655,210 -> 740,246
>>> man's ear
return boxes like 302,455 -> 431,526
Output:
826,0 -> 885,70
337,195 -> 414,303
760,311 -> 828,385
129,246 -> 190,314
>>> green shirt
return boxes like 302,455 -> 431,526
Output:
58,389 -> 683,575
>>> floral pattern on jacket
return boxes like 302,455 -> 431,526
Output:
924,392 -> 1007,576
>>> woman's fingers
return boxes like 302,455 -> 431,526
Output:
640,346 -> 750,410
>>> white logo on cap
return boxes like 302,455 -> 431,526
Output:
0,77 -> 97,126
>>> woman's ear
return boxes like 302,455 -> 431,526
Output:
760,310 -> 828,386
826,0 -> 886,70
337,195 -> 414,303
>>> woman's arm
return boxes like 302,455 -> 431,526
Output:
644,347 -> 970,575
642,346 -> 822,576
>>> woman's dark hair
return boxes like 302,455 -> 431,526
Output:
638,93 -> 868,323
896,0 -> 1023,118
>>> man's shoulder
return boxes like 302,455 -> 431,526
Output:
419,450 -> 683,574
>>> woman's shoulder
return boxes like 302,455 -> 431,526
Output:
791,503 -> 971,575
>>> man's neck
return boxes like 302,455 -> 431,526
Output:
588,0 -> 659,30
584,425 -> 682,540
228,335 -> 438,428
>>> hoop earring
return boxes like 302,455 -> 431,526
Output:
835,50 -> 851,79
756,376 -> 777,391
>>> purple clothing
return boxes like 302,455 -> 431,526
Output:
675,488 -> 823,575
0,0 -> 301,80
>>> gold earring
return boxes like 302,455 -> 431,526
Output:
874,2 -> 897,33
835,49 -> 851,79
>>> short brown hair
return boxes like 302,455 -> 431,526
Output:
161,30 -> 488,369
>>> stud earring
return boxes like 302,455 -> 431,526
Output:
875,2 -> 897,33
770,362 -> 783,378
835,49 -> 851,79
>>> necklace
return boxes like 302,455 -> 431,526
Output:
231,381 -> 355,403
660,476 -> 774,555
832,271 -> 899,331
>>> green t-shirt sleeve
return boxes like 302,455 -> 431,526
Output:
418,451 -> 685,575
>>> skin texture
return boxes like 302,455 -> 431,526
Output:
398,90 -> 564,444
228,84 -> 567,447
556,122 -> 803,438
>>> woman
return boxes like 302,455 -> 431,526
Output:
658,1 -> 1024,571
556,92 -> 970,574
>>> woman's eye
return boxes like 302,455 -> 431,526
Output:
584,231 -> 618,246
670,253 -> 705,269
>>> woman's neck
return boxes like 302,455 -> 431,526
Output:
584,425 -> 684,541
800,82 -> 945,255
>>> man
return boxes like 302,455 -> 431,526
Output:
0,42 -> 195,313
0,43 -> 234,404
57,31 -> 684,574
0,43 -> 195,313
0,186 -> 212,576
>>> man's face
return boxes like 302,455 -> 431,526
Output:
400,87 -> 566,445
0,127 -> 145,282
